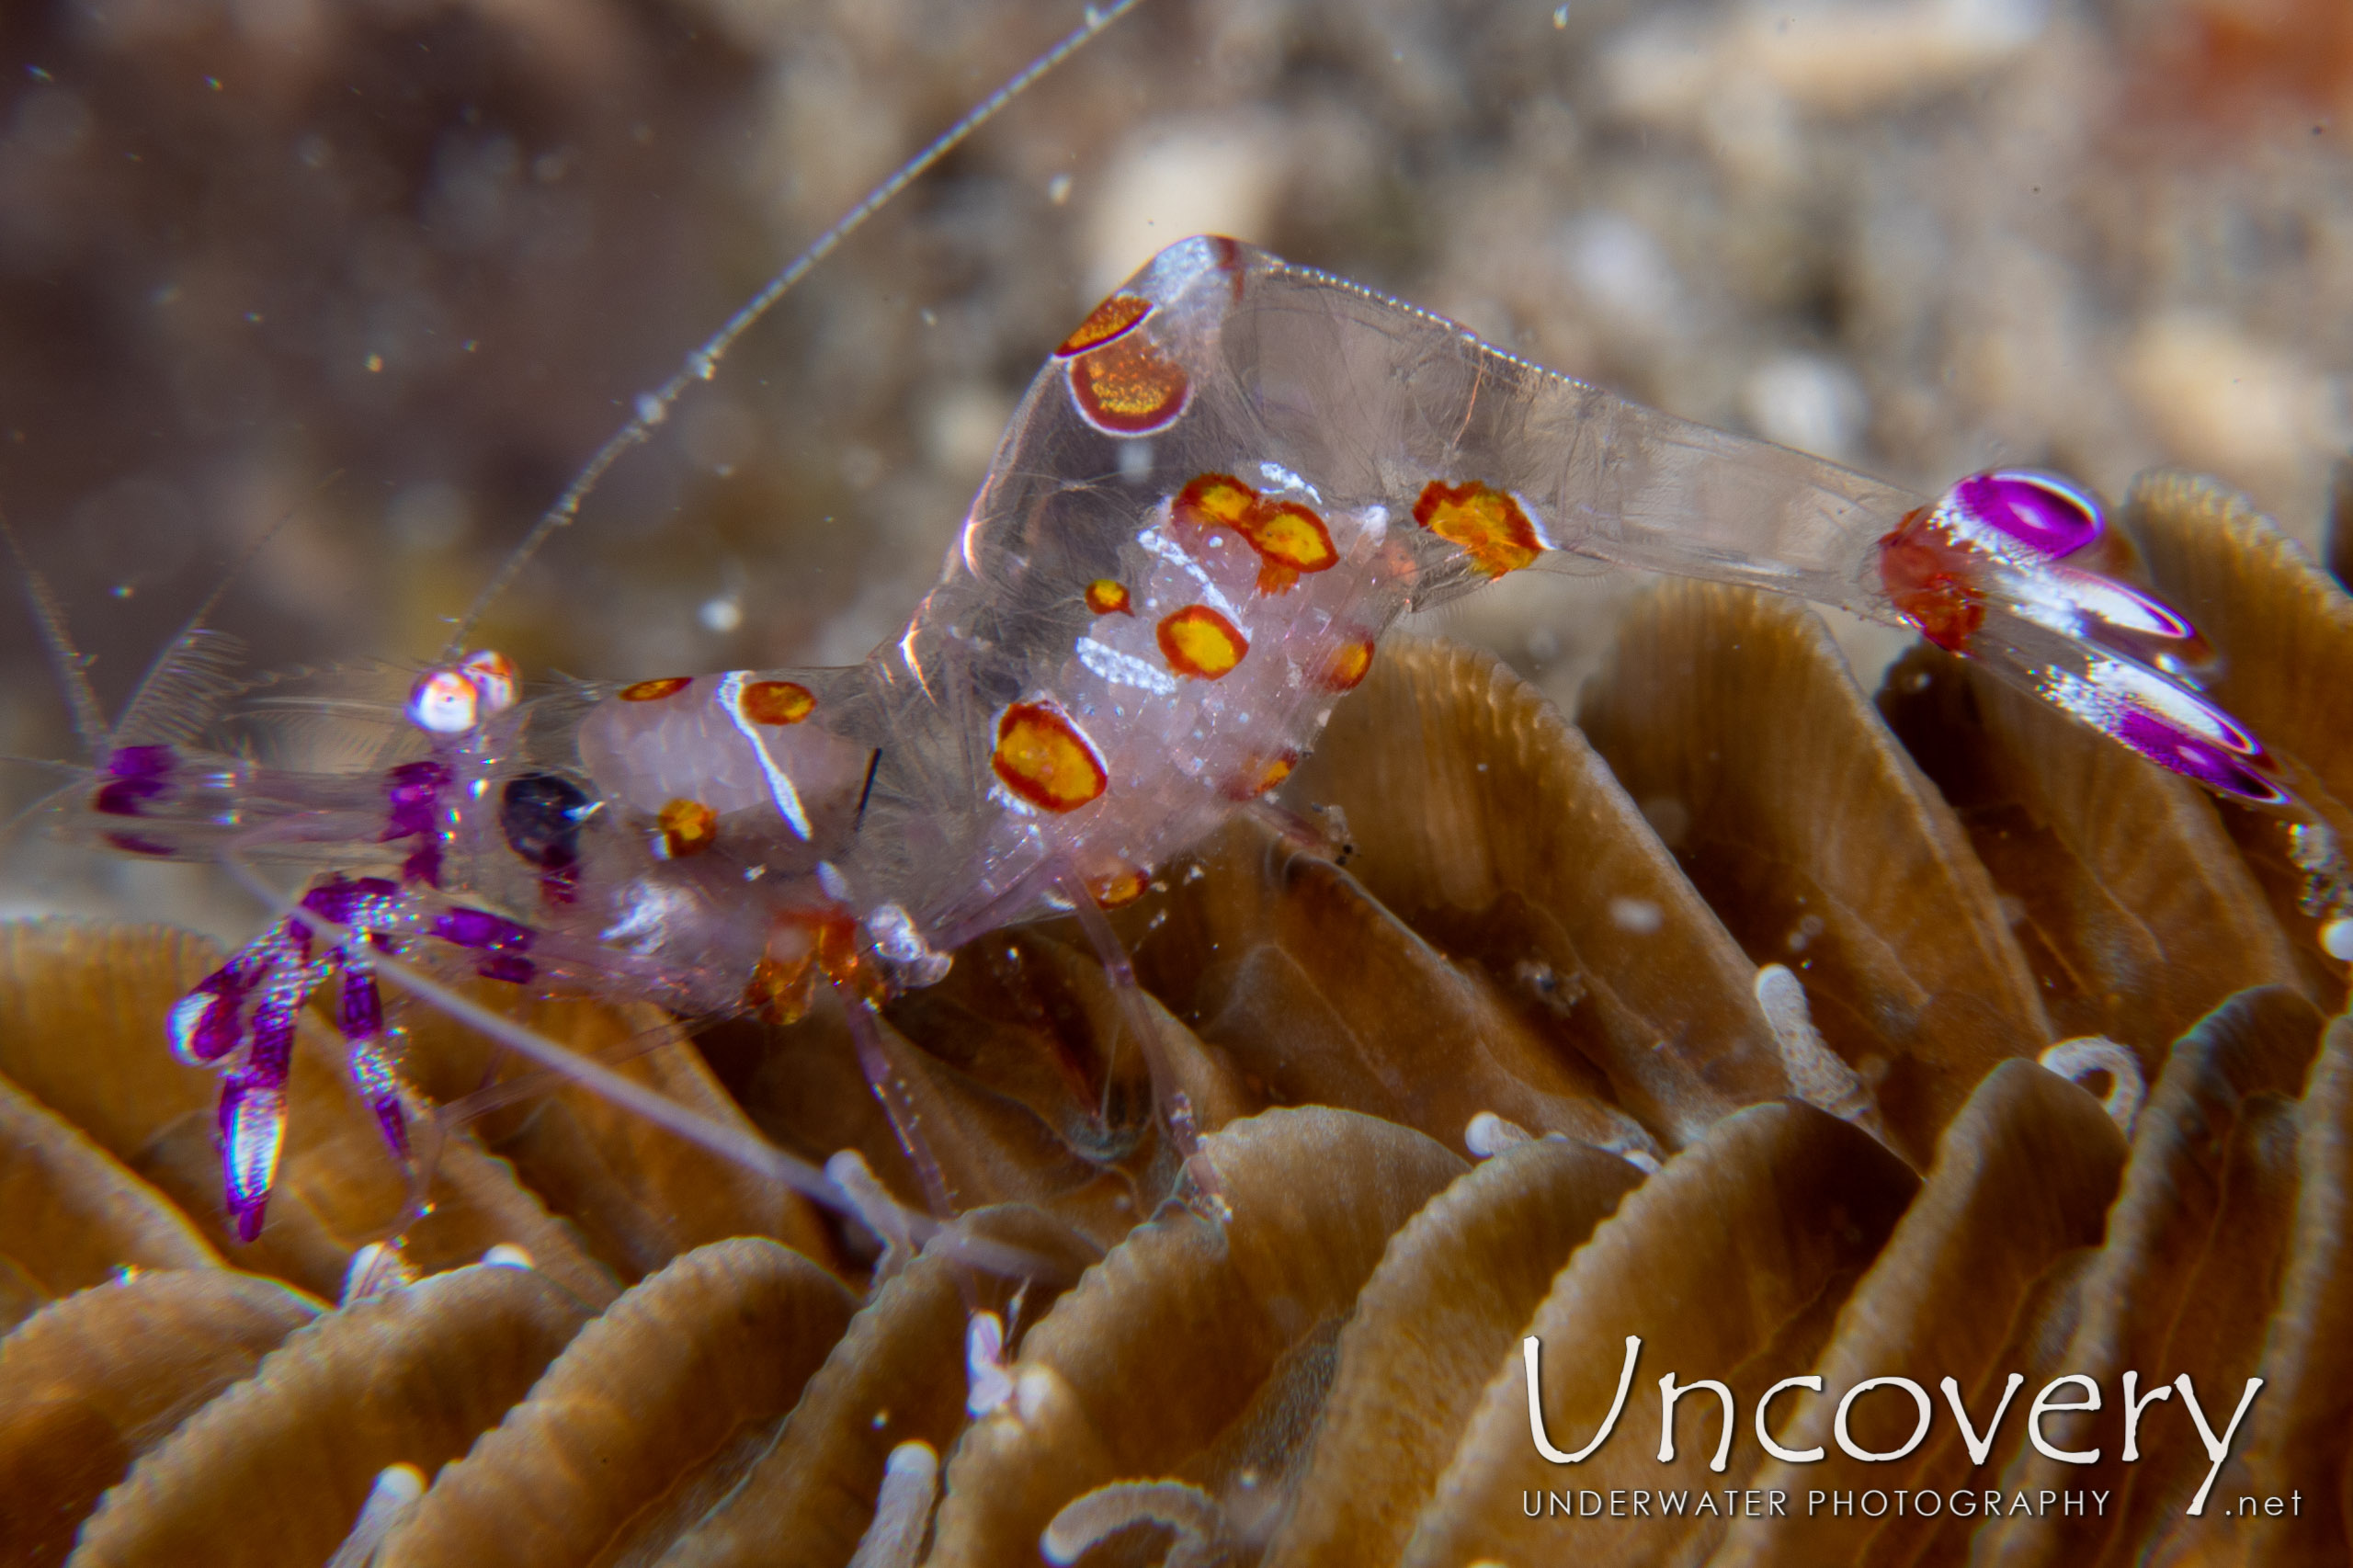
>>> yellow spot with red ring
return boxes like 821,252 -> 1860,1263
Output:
1175,472 -> 1257,533
1237,499 -> 1337,594
1085,578 -> 1133,616
1413,480 -> 1543,577
1223,750 -> 1299,801
1157,605 -> 1249,680
656,798 -> 718,858
1174,473 -> 1336,596
992,700 -> 1109,813
620,676 -> 693,702
1055,292 -> 1151,358
1067,333 -> 1189,436
1322,636 -> 1376,692
1086,862 -> 1150,910
739,679 -> 815,725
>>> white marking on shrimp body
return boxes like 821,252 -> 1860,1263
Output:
1135,522 -> 1244,620
1076,637 -> 1179,695
715,671 -> 813,839
601,878 -> 694,953
1258,460 -> 1322,502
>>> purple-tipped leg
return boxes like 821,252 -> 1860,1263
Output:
165,873 -> 550,1238
218,1074 -> 288,1244
337,960 -> 410,1158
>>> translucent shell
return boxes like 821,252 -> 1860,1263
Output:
991,700 -> 1109,813
656,799 -> 718,858
1156,605 -> 1249,680
1053,292 -> 1150,358
738,680 -> 815,725
1084,579 -> 1132,616
1412,481 -> 1543,577
620,677 -> 693,703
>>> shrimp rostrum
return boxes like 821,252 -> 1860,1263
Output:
70,234 -> 2337,1241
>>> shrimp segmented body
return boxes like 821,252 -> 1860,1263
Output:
74,233 -> 2323,1238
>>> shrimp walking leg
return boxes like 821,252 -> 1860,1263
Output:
837,990 -> 958,1221
1053,867 -> 1231,1223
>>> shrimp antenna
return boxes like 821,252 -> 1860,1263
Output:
441,0 -> 1153,661
4,512 -> 110,761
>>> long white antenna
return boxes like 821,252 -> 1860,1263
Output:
441,0 -> 1152,660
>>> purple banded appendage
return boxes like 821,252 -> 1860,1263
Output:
382,759 -> 451,887
172,875 -> 429,1241
434,904 -> 538,984
93,744 -> 175,817
219,949 -> 312,1242
337,962 -> 409,1157
169,875 -> 551,1239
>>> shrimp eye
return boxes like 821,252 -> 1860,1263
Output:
501,772 -> 593,869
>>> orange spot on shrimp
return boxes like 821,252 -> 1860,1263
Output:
1175,474 -> 1337,595
1321,636 -> 1376,692
1878,505 -> 1987,652
1086,863 -> 1150,910
754,908 -> 872,1015
1055,292 -> 1151,358
1224,750 -> 1299,801
1085,578 -> 1133,616
1067,333 -> 1189,436
656,798 -> 718,858
993,700 -> 1108,813
620,676 -> 693,702
745,952 -> 819,1026
1175,472 -> 1257,533
739,679 -> 815,725
1157,605 -> 1248,680
812,908 -> 883,1004
1236,499 -> 1336,595
1413,480 -> 1543,577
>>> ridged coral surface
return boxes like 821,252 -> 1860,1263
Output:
3,473 -> 2350,1566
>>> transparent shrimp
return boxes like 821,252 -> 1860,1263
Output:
58,223 -> 2346,1244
